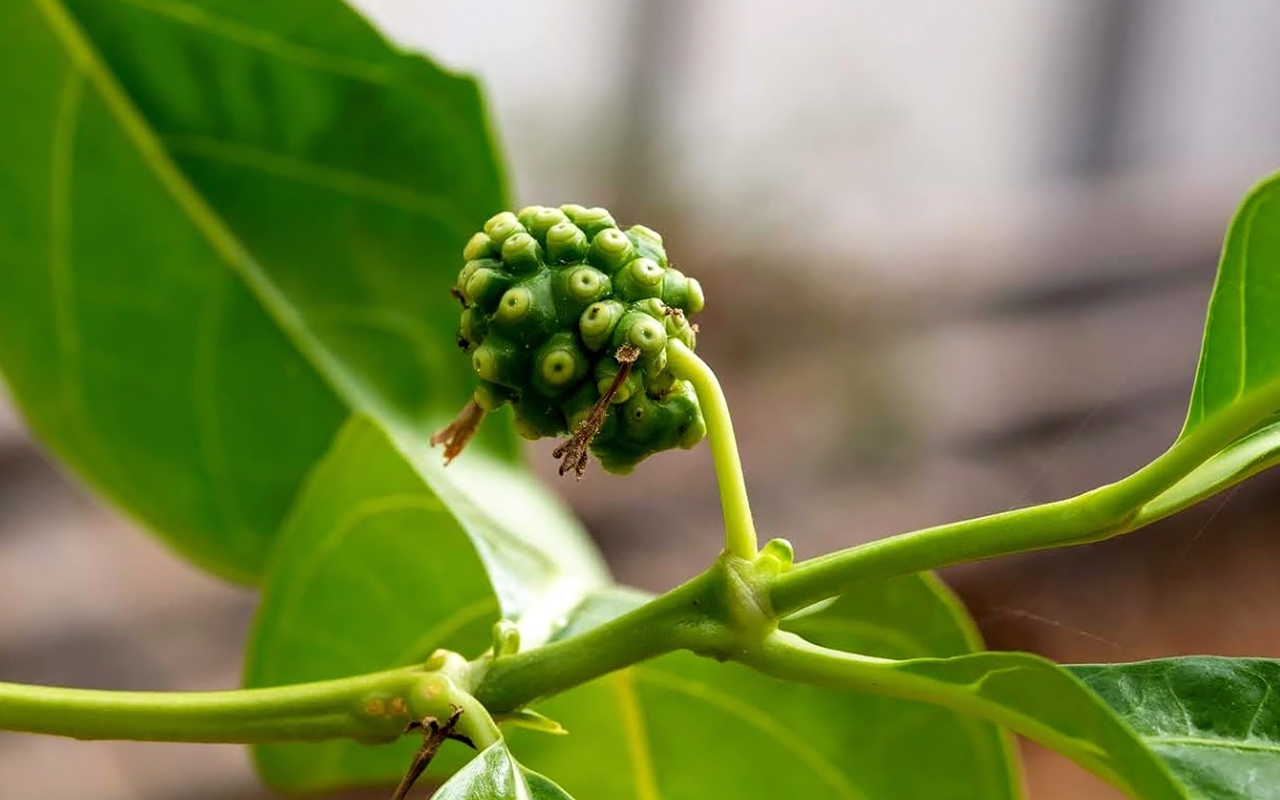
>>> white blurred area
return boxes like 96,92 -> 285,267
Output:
354,0 -> 1280,266
5,4 -> 1280,800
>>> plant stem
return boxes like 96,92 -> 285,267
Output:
474,572 -> 718,712
667,340 -> 758,559
0,665 -> 498,747
740,631 -> 1153,800
772,373 -> 1280,615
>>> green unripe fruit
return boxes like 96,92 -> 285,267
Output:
613,310 -> 667,357
588,229 -> 636,274
471,335 -> 528,389
449,205 -> 708,473
545,222 -> 589,264
500,231 -> 543,274
574,207 -> 616,240
492,271 -> 557,344
594,357 -> 643,405
615,257 -> 665,300
579,300 -> 625,351
553,265 -> 612,321
532,332 -> 589,397
473,380 -> 514,411
463,232 -> 495,261
484,211 -> 524,248
465,267 -> 515,312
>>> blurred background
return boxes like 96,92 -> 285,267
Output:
3,1 -> 1280,797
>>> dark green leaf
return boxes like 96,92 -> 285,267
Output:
507,574 -> 1024,800
1072,657 -> 1280,800
0,0 -> 509,580
245,415 -> 606,792
434,741 -> 576,800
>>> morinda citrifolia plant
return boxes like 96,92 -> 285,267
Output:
1,1 -> 1280,798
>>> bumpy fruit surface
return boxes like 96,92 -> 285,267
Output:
453,205 -> 706,473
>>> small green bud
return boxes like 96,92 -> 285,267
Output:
484,211 -> 524,248
594,357 -> 642,405
574,207 -> 616,240
579,299 -> 625,351
626,225 -> 667,266
553,264 -> 611,321
491,620 -> 521,657
545,222 -> 589,264
492,271 -> 557,344
516,205 -> 544,229
464,267 -> 515,312
463,232 -> 495,261
473,380 -> 514,411
456,258 -> 496,299
532,332 -> 589,397
612,310 -> 667,357
471,335 -> 528,389
615,257 -> 665,300
759,538 -> 795,571
588,228 -> 636,274
500,231 -> 543,274
659,267 -> 696,310
526,206 -> 569,243
558,203 -> 587,222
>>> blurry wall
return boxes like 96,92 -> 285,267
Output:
4,2 -> 1280,798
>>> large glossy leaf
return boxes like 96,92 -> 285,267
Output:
507,575 -> 1024,800
434,741 -> 576,800
1072,658 -> 1280,800
0,0 -> 509,580
246,415 -> 606,792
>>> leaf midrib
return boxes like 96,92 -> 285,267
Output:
1148,735 -> 1280,756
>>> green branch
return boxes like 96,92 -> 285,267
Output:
667,340 -> 758,559
771,374 -> 1280,616
738,631 -> 1147,798
0,663 -> 499,748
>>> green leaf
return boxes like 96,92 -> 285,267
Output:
1182,173 -> 1280,435
1141,173 -> 1280,520
1072,657 -> 1280,800
0,0 -> 509,580
245,415 -> 606,792
507,575 -> 1024,800
434,741 -> 576,800
1136,420 -> 1280,526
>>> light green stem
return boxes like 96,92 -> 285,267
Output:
667,339 -> 758,559
0,665 -> 499,748
741,631 -> 1149,799
772,374 -> 1280,615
